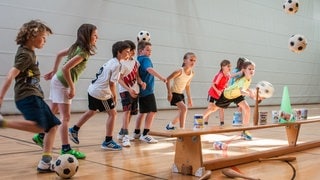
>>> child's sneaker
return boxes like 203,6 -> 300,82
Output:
68,128 -> 79,144
37,160 -> 54,173
122,135 -> 132,147
241,131 -> 252,140
165,124 -> 175,130
133,132 -> 141,139
101,140 -> 122,151
139,135 -> 158,144
0,113 -> 4,128
117,133 -> 124,140
61,149 -> 86,159
32,134 -> 43,148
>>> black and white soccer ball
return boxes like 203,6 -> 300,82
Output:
256,81 -> 275,99
288,34 -> 307,53
283,0 -> 299,14
137,30 -> 151,42
53,154 -> 79,179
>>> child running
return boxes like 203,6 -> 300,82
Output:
165,52 -> 196,130
68,41 -> 131,151
203,59 -> 231,126
0,20 -> 60,172
33,24 -> 98,159
117,40 -> 146,147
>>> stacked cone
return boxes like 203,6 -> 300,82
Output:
279,86 -> 295,123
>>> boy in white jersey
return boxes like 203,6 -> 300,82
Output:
165,52 -> 197,130
68,41 -> 130,151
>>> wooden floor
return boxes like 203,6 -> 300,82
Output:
1,104 -> 320,179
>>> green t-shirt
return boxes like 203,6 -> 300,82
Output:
14,46 -> 44,101
56,46 -> 90,87
223,77 -> 251,99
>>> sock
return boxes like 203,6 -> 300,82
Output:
73,125 -> 80,131
39,133 -> 45,139
0,119 -> 6,128
142,129 -> 150,136
105,136 -> 112,142
42,154 -> 52,163
119,128 -> 124,135
134,129 -> 141,134
220,121 -> 224,126
62,144 -> 71,152
122,129 -> 129,135
204,122 -> 208,125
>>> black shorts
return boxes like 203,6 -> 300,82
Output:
88,93 -> 115,112
215,93 -> 245,109
120,91 -> 138,115
207,95 -> 218,103
170,93 -> 185,106
16,95 -> 61,132
139,94 -> 157,113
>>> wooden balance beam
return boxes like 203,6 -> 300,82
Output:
150,88 -> 320,177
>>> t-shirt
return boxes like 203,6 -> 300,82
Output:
56,46 -> 90,87
208,71 -> 230,99
87,58 -> 121,100
118,59 -> 140,94
14,46 -> 44,101
171,68 -> 194,94
223,76 -> 251,99
137,55 -> 154,97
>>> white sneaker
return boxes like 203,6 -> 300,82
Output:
122,135 -> 131,147
117,133 -> 124,140
139,135 -> 158,144
133,132 -> 141,139
37,160 -> 54,173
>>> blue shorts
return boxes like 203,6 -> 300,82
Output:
16,95 -> 61,132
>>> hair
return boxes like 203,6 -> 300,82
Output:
15,19 -> 52,45
219,59 -> 231,71
68,24 -> 97,57
112,41 -> 131,58
236,60 -> 255,81
124,40 -> 136,50
236,57 -> 248,70
137,41 -> 152,54
182,52 -> 196,67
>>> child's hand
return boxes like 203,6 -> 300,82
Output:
167,93 -> 172,102
140,82 -> 147,90
44,71 -> 55,80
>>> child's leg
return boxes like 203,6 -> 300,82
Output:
143,112 -> 156,134
57,103 -> 71,145
43,125 -> 58,154
120,111 -> 131,134
75,110 -> 97,128
105,109 -> 117,137
203,102 -> 218,123
175,101 -> 187,128
134,113 -> 145,134
219,108 -> 225,125
3,119 -> 42,133
237,100 -> 250,125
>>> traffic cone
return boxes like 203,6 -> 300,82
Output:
279,86 -> 295,123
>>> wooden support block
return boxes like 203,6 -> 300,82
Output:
285,123 -> 301,146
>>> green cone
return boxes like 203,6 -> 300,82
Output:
279,86 -> 295,123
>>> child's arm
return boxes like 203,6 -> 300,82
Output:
185,80 -> 192,107
110,81 -> 117,105
230,70 -> 243,78
62,55 -> 85,99
0,68 -> 20,106
136,70 -> 146,90
118,74 -> 138,98
146,67 -> 167,83
166,69 -> 182,102
44,48 -> 68,80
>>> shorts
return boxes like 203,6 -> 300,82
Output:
207,95 -> 218,103
120,91 -> 138,115
139,94 -> 157,113
16,95 -> 61,132
49,75 -> 71,104
215,93 -> 245,109
88,93 -> 115,112
170,93 -> 185,106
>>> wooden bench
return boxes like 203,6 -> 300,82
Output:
150,118 -> 320,177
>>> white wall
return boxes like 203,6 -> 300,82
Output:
0,0 -> 319,114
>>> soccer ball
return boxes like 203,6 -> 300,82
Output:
53,154 -> 79,179
283,0 -> 299,14
256,81 -> 274,99
288,34 -> 307,53
137,30 -> 151,42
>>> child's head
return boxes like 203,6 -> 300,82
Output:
241,60 -> 255,79
220,59 -> 231,73
15,19 -> 52,48
124,40 -> 136,60
182,52 -> 196,68
71,23 -> 98,56
236,57 -> 248,70
137,41 -> 152,57
112,41 -> 131,60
